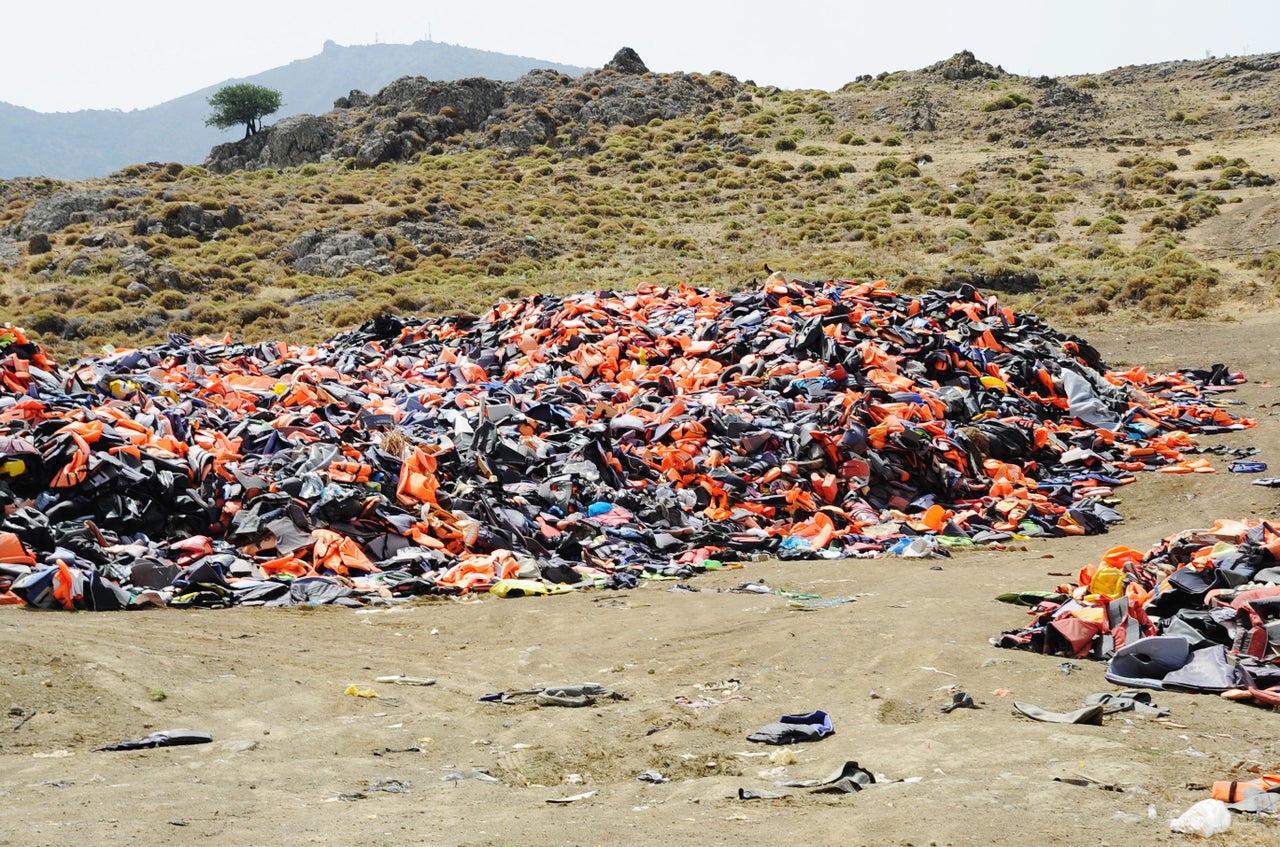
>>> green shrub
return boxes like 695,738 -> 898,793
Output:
28,310 -> 67,336
87,296 -> 125,313
981,92 -> 1032,112
1087,218 -> 1124,235
152,290 -> 188,309
28,254 -> 56,273
1141,211 -> 1190,232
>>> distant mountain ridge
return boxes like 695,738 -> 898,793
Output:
0,40 -> 589,181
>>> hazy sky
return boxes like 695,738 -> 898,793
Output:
7,0 -> 1279,112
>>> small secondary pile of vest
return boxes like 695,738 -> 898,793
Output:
995,519 -> 1280,707
0,277 -> 1254,610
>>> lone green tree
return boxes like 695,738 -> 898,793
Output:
205,84 -> 283,138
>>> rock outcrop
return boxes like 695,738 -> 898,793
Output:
204,48 -> 740,173
927,50 -> 1007,81
604,47 -> 649,75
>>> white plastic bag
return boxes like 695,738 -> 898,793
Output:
1169,798 -> 1231,836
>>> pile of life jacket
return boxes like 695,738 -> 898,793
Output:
0,277 -> 1255,610
995,518 -> 1280,707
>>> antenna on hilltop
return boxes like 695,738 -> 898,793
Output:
428,23 -> 433,42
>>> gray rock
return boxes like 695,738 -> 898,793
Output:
154,264 -> 184,290
263,115 -> 339,168
604,47 -> 649,75
373,76 -> 506,129
286,228 -> 390,278
901,87 -> 939,132
354,130 -> 405,169
159,204 -> 216,240
204,132 -> 271,173
65,256 -> 95,276
18,186 -> 150,236
78,231 -> 127,249
928,50 -> 1006,81
334,89 -> 373,110
21,191 -> 111,236
0,236 -> 19,265
1034,76 -> 1098,110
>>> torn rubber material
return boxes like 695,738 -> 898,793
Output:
1227,792 -> 1280,814
1162,644 -> 1248,693
1082,690 -> 1169,718
777,760 -> 877,793
536,683 -> 624,707
1104,636 -> 1191,690
940,691 -> 978,713
94,729 -> 213,751
480,683 -> 624,707
738,787 -> 790,800
1012,701 -> 1105,725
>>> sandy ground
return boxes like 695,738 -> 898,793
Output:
4,312 -> 1280,847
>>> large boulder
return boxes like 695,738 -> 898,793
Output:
604,47 -> 649,75
204,132 -> 271,173
371,76 -> 507,129
18,188 -> 144,236
204,114 -> 338,173
283,228 -> 393,277
264,114 -> 339,169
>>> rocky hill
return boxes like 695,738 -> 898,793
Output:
204,47 -> 1280,172
3,47 -> 1280,359
204,49 -> 740,173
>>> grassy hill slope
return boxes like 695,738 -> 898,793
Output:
3,50 -> 1280,360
